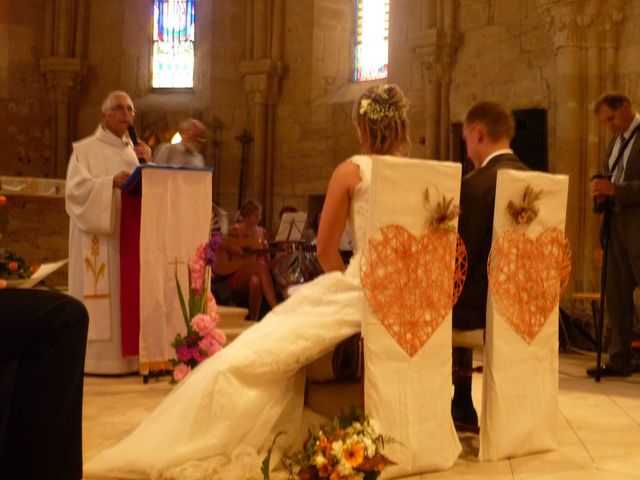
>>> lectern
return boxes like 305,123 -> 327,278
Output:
120,165 -> 212,376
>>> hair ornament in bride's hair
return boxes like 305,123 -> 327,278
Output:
359,84 -> 408,123
353,83 -> 410,155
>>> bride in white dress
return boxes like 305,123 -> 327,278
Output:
85,84 -> 411,480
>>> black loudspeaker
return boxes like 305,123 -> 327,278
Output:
511,108 -> 548,172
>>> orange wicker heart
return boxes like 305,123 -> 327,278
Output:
488,228 -> 572,343
361,225 -> 465,357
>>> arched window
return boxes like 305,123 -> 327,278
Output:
152,0 -> 196,88
354,0 -> 389,82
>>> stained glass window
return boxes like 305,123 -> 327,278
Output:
354,0 -> 389,82
152,0 -> 196,88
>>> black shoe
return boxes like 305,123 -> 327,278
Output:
586,364 -> 631,377
451,401 -> 479,434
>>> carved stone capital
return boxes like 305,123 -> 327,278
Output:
40,57 -> 83,104
538,0 -> 582,48
598,0 -> 624,47
537,0 -> 624,49
411,28 -> 461,84
239,59 -> 285,106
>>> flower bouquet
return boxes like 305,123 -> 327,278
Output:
0,248 -> 39,281
0,194 -> 40,288
282,408 -> 395,480
171,233 -> 225,382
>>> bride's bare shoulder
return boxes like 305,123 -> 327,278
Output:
332,157 -> 362,184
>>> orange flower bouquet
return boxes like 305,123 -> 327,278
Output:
282,408 -> 394,480
0,196 -> 40,287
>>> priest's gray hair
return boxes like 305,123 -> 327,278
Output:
101,90 -> 134,113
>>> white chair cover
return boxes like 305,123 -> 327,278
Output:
361,156 -> 462,477
479,169 -> 569,461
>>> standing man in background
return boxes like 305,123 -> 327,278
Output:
66,90 -> 151,374
153,118 -> 230,230
154,118 -> 207,168
588,93 -> 640,377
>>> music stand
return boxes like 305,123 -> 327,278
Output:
274,212 -> 307,243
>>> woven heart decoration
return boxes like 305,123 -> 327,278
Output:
360,224 -> 466,357
488,227 -> 572,344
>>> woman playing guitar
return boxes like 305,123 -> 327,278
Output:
219,199 -> 278,320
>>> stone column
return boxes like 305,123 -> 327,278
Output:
584,26 -> 602,287
239,59 -> 282,218
240,0 -> 284,226
40,58 -> 82,178
539,0 -> 587,287
538,0 -> 623,290
411,0 -> 460,160
253,0 -> 268,59
40,0 -> 85,178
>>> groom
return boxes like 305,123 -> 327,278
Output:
452,100 -> 528,432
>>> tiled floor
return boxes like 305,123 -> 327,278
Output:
83,352 -> 640,479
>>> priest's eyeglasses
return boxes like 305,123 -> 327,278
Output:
110,104 -> 136,115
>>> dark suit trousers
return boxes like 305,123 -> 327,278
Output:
0,289 -> 88,480
605,217 -> 640,372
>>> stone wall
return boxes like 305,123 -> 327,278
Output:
272,0 -> 359,224
451,0 -> 554,163
0,0 -> 53,178
0,194 -> 69,287
618,2 -> 640,103
5,0 -> 640,289
77,0 -> 249,217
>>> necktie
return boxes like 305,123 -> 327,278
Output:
612,135 -> 626,184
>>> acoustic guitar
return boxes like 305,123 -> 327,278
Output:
214,236 -> 274,276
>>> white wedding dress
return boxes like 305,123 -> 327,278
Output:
85,156 -> 374,480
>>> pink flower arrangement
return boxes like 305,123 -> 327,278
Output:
172,363 -> 192,382
171,236 -> 226,382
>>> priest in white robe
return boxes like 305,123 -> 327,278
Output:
65,90 -> 151,374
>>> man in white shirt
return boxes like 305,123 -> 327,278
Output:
588,93 -> 640,377
65,90 -> 151,374
153,118 -> 207,168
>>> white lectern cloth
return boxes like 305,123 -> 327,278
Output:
480,169 -> 569,461
138,167 -> 212,372
362,157 -> 462,477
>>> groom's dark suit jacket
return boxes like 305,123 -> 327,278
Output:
453,153 -> 528,331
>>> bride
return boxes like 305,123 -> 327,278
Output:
85,84 -> 411,480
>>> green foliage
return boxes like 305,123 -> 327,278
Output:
261,431 -> 286,480
174,263 -> 190,332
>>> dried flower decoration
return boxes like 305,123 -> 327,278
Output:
424,187 -> 461,230
507,185 -> 542,225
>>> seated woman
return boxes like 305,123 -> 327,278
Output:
85,83 -> 411,480
220,199 -> 278,320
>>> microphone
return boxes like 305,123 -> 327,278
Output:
128,125 -> 146,164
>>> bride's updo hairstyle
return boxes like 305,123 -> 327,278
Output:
352,84 -> 410,155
